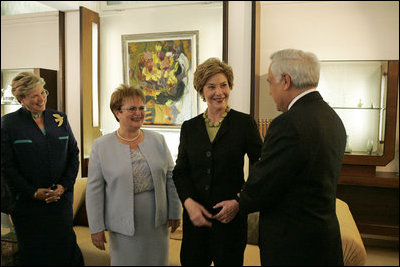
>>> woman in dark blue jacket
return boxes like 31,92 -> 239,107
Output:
1,72 -> 83,266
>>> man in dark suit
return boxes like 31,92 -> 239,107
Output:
239,49 -> 346,266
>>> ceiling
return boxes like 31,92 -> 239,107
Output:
1,1 -> 219,16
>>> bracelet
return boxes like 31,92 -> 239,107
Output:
33,191 -> 38,199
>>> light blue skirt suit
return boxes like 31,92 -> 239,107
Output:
86,129 -> 181,265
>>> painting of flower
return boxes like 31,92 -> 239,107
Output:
122,31 -> 198,126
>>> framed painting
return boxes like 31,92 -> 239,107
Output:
122,31 -> 199,126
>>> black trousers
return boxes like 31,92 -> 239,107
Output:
180,210 -> 247,266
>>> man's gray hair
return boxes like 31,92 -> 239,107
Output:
270,49 -> 320,90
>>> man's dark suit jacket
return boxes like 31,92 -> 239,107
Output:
240,91 -> 346,266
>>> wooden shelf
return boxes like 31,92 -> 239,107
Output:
339,172 -> 399,188
337,171 -> 399,240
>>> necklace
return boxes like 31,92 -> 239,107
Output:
32,113 -> 42,119
117,129 -> 141,142
203,106 -> 231,127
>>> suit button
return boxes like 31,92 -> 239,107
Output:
206,151 -> 212,157
205,185 -> 209,191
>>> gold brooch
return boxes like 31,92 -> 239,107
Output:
53,114 -> 64,127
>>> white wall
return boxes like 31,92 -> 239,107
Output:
99,3 -> 223,133
1,11 -> 59,70
258,1 -> 399,172
259,1 -> 399,119
65,10 -> 82,177
2,1 -> 397,173
1,9 -> 83,177
227,1 -> 253,179
228,1 -> 252,114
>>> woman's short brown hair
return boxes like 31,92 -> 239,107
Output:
110,84 -> 145,122
11,72 -> 46,102
193,58 -> 234,101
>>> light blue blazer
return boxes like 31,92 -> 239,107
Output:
86,129 -> 182,236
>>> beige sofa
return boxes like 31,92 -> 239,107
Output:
73,177 -> 366,266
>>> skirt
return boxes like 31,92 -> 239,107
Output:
11,195 -> 83,266
108,190 -> 169,266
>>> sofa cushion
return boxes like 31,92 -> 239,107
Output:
73,177 -> 87,219
336,198 -> 367,266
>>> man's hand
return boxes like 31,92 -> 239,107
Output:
212,199 -> 239,224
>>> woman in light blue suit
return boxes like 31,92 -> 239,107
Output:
86,84 -> 181,266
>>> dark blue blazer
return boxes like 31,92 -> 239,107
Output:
1,107 -> 79,201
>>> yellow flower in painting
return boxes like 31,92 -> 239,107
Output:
152,52 -> 161,66
151,68 -> 162,81
167,62 -> 178,85
142,65 -> 162,82
142,67 -> 151,81
145,88 -> 159,97
53,114 -> 64,127
155,44 -> 162,52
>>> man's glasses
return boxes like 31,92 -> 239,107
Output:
120,106 -> 146,113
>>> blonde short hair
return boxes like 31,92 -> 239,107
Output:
110,84 -> 145,122
12,72 -> 46,102
193,58 -> 233,101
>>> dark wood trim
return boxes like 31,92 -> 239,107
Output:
340,164 -> 376,177
80,7 -> 101,177
337,182 -> 399,238
58,11 -> 65,113
358,224 -> 399,238
33,68 -> 58,111
339,171 -> 399,188
82,158 -> 89,178
382,60 -> 399,164
250,1 -> 260,120
79,7 -> 84,175
222,1 -> 228,63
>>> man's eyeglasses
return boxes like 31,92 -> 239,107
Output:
120,106 -> 146,113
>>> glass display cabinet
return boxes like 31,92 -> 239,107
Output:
317,60 -> 399,176
1,68 -> 58,117
318,60 -> 399,241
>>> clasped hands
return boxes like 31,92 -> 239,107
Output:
184,197 -> 239,227
33,184 -> 65,203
